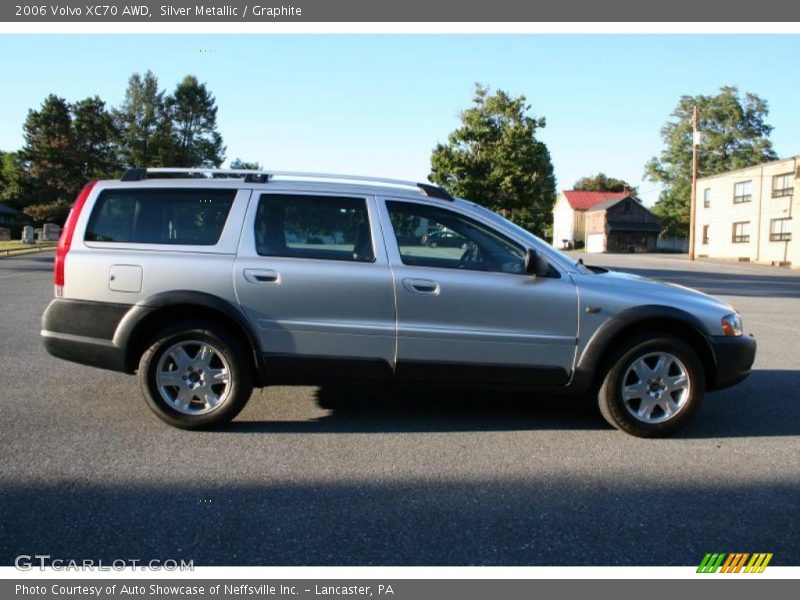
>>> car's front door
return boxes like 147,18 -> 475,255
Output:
234,192 -> 396,380
379,198 -> 578,385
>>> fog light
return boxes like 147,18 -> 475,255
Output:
721,313 -> 743,337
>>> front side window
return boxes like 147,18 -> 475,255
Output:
255,194 -> 374,262
85,189 -> 236,244
732,221 -> 750,243
386,201 -> 526,275
733,181 -> 752,204
772,173 -> 794,198
770,218 -> 792,242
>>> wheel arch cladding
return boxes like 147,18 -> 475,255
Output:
578,305 -> 717,391
116,291 -> 262,383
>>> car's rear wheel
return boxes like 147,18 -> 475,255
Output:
597,333 -> 705,437
138,320 -> 253,430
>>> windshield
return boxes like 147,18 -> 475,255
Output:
464,201 -> 593,274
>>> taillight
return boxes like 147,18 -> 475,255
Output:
54,180 -> 98,297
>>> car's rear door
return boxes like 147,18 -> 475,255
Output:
234,191 -> 396,380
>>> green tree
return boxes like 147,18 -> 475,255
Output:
429,83 -> 556,235
72,96 -> 121,179
113,71 -> 174,167
16,94 -> 121,223
229,158 -> 261,170
19,94 -> 82,223
0,151 -> 31,212
574,172 -> 638,198
645,86 -> 777,236
167,75 -> 225,167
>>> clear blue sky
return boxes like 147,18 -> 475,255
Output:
0,34 -> 798,205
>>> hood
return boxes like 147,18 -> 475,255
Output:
575,267 -> 735,319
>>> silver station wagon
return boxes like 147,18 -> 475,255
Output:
41,168 -> 756,436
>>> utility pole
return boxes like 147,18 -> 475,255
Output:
689,105 -> 699,260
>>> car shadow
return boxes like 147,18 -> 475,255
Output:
225,369 -> 800,438
228,383 -> 607,434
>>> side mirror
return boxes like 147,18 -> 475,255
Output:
524,249 -> 550,277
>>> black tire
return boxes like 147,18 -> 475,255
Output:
597,332 -> 705,437
138,319 -> 254,430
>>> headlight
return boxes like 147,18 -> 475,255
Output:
721,313 -> 743,337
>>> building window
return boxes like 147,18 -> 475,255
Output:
733,181 -> 753,204
770,218 -> 792,242
702,225 -> 709,245
703,188 -> 711,208
732,221 -> 750,243
772,173 -> 795,198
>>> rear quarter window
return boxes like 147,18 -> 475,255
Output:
85,188 -> 236,245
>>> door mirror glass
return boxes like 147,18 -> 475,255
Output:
524,249 -> 551,277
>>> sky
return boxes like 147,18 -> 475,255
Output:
0,34 -> 798,206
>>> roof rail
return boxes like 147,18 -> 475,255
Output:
120,167 -> 454,201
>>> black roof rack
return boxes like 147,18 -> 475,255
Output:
120,168 -> 454,201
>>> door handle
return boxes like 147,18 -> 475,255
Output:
403,278 -> 440,294
244,269 -> 280,284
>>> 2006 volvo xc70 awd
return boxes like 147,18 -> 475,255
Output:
41,168 -> 756,437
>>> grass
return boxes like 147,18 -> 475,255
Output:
0,240 -> 57,257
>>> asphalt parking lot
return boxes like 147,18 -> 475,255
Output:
1,252 -> 798,566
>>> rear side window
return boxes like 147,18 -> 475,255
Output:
85,188 -> 236,245
255,194 -> 374,262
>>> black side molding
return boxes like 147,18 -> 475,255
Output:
263,354 -> 394,383
259,354 -> 569,387
395,360 -> 569,386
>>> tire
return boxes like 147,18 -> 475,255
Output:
138,319 -> 254,430
597,332 -> 705,437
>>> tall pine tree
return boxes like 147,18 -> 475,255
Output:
167,75 -> 225,167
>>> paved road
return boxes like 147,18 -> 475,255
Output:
1,252 -> 798,566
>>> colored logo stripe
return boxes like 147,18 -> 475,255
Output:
697,553 -> 726,573
697,552 -> 773,573
744,553 -> 773,573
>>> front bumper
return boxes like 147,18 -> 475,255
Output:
708,334 -> 757,391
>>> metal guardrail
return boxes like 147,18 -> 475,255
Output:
0,243 -> 57,257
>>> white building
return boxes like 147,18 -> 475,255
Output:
694,156 -> 799,267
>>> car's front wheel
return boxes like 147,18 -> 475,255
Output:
138,320 -> 253,430
597,333 -> 705,437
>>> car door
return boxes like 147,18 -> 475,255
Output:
379,198 -> 578,385
234,191 -> 396,380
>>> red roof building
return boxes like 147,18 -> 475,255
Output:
561,190 -> 629,211
553,190 -> 657,251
